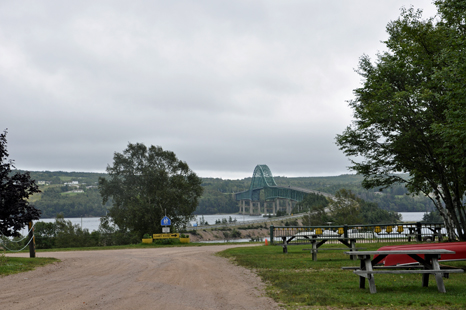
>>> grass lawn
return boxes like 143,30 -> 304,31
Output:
0,253 -> 59,277
218,243 -> 466,309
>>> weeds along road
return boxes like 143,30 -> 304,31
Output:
3,245 -> 281,310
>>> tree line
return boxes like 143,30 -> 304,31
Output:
33,186 -> 111,218
299,189 -> 401,226
16,170 -> 438,218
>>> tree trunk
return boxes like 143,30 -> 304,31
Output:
434,193 -> 458,241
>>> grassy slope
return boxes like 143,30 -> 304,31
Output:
218,243 -> 466,309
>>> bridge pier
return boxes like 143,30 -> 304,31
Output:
264,200 -> 276,216
264,200 -> 273,216
272,198 -> 293,215
238,198 -> 297,215
239,199 -> 253,215
248,201 -> 261,215
276,198 -> 283,215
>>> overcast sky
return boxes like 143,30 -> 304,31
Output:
1,0 -> 438,179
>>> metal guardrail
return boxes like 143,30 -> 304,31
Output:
188,214 -> 304,230
270,222 -> 445,244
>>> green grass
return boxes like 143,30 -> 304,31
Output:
218,243 -> 466,309
60,191 -> 83,196
0,252 -> 59,277
59,176 -> 74,181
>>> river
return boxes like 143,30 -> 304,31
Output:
21,212 -> 428,234
22,214 -> 265,234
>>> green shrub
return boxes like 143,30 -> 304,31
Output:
154,238 -> 175,245
230,229 -> 241,238
34,222 -> 56,249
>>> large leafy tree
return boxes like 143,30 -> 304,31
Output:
99,143 -> 203,237
336,1 -> 466,240
0,130 -> 41,237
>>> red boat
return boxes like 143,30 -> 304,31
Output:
375,242 -> 466,266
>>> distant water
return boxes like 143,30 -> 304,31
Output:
22,214 -> 262,234
20,212 -> 427,235
398,212 -> 426,222
21,217 -> 102,234
190,214 -> 262,226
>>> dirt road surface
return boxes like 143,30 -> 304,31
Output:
2,245 -> 281,310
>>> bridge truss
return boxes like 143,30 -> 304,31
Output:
234,165 -> 332,215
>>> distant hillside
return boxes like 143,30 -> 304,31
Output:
17,170 -> 106,186
199,174 -> 435,214
15,170 -> 109,218
16,170 -> 435,218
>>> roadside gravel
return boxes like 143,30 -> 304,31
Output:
2,245 -> 281,310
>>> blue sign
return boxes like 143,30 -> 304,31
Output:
161,216 -> 171,226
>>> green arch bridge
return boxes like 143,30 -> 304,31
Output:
234,165 -> 332,215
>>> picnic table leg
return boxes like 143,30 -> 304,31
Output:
364,257 -> 377,293
312,241 -> 317,261
422,273 -> 429,287
421,254 -> 431,288
359,257 -> 365,289
282,237 -> 287,254
431,256 -> 446,293
350,239 -> 357,261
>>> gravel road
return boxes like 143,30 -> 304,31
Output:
2,245 -> 281,310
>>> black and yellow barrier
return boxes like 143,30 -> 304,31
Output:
153,233 -> 180,239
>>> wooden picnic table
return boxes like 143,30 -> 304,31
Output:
344,249 -> 464,293
281,235 -> 363,260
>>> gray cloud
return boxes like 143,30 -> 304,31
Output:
0,0 -> 437,179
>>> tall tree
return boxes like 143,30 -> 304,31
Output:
302,203 -> 331,226
328,189 -> 363,225
0,129 -> 41,237
98,143 -> 203,238
336,2 -> 466,240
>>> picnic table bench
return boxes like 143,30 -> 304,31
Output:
343,249 -> 464,293
302,247 -> 367,261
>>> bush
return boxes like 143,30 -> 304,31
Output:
154,238 -> 176,245
33,215 -> 140,248
34,222 -> 56,249
276,210 -> 286,217
230,229 -> 241,238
